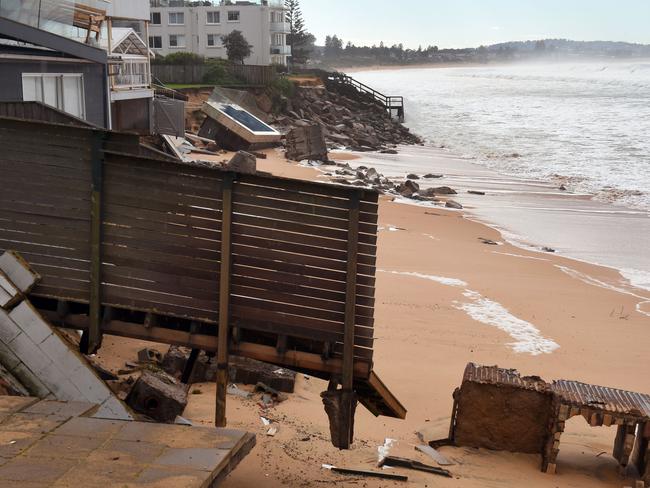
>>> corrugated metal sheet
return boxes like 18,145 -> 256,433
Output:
552,380 -> 650,419
462,363 -> 650,420
462,363 -> 550,393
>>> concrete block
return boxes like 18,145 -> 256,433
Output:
0,339 -> 21,371
0,270 -> 20,309
9,331 -> 54,377
0,309 -> 21,344
9,301 -> 53,345
10,362 -> 51,397
0,250 -> 40,293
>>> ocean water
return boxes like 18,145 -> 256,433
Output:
351,61 -> 650,211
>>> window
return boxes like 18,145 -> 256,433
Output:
272,33 -> 283,46
206,11 -> 220,24
227,11 -> 240,22
22,74 -> 85,119
149,36 -> 162,49
169,34 -> 186,48
150,12 -> 161,25
207,34 -> 221,48
168,12 -> 184,25
271,11 -> 284,23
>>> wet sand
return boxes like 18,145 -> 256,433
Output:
100,146 -> 650,487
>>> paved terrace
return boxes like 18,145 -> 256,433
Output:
0,396 -> 255,487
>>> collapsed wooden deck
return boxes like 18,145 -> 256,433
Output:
0,108 -> 405,439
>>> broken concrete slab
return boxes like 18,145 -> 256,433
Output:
137,348 -> 163,365
226,150 -> 257,174
285,124 -> 328,162
230,356 -> 296,393
0,270 -> 20,310
126,371 -> 188,423
0,251 -> 40,295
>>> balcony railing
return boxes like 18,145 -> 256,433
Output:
110,56 -> 151,90
270,45 -> 290,55
270,21 -> 289,33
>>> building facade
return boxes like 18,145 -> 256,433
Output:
148,1 -> 290,66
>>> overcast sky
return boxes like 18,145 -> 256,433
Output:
298,0 -> 650,49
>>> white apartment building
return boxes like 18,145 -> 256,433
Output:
148,1 -> 291,66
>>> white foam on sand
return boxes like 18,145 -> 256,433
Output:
378,270 -> 468,287
455,290 -> 560,355
556,265 -> 650,318
492,251 -> 549,262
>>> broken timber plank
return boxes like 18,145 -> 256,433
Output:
416,444 -> 454,466
380,456 -> 453,478
327,466 -> 408,481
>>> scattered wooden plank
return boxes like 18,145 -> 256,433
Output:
415,444 -> 454,466
380,456 -> 453,478
324,465 -> 408,481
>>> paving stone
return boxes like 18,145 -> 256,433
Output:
87,439 -> 165,465
0,430 -> 41,457
0,396 -> 38,415
115,421 -> 245,449
54,459 -> 142,485
0,456 -> 78,483
155,447 -> 228,471
22,400 -> 95,418
0,413 -> 69,434
137,465 -> 209,485
28,434 -> 105,460
54,417 -> 126,440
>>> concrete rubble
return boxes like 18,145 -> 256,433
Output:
0,251 -> 131,420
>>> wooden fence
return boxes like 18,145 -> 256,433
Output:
0,115 -> 391,388
152,63 -> 277,86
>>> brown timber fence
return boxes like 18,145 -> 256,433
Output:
0,116 -> 384,391
152,63 -> 277,86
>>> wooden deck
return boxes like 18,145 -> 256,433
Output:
0,396 -> 255,487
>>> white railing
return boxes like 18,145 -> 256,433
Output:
111,56 -> 151,90
270,21 -> 290,33
270,45 -> 291,55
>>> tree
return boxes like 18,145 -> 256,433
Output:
221,30 -> 252,64
285,0 -> 314,65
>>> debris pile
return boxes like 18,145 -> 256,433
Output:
449,363 -> 650,482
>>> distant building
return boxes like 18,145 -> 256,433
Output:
148,1 -> 291,66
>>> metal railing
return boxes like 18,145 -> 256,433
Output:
270,45 -> 291,55
327,73 -> 405,122
111,56 -> 151,90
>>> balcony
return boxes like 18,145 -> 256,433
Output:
110,56 -> 151,90
270,45 -> 290,55
270,21 -> 289,33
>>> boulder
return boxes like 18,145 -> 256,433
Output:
407,173 -> 420,180
431,186 -> 457,195
397,180 -> 420,198
445,200 -> 463,210
226,151 -> 257,174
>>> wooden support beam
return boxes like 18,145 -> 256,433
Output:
181,349 -> 200,384
338,190 -> 360,449
216,173 -> 234,428
86,130 -> 106,354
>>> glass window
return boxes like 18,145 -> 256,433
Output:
21,74 -> 85,119
227,11 -> 240,22
169,34 -> 186,48
207,11 -> 220,24
149,36 -> 162,49
150,12 -> 161,25
168,12 -> 184,25
207,34 -> 220,47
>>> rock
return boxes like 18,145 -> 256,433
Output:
559,185 -> 567,191
397,180 -> 420,198
423,174 -> 444,179
137,348 -> 162,364
542,247 -> 556,253
126,371 -> 188,423
256,93 -> 273,113
468,190 -> 486,196
431,186 -> 457,195
230,357 -> 296,393
226,151 -> 257,175
380,149 -> 398,154
478,237 -> 499,246
446,200 -> 463,210
407,173 -> 420,180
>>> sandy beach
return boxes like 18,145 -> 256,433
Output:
98,145 -> 650,488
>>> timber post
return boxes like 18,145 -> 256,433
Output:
86,130 -> 106,354
216,172 -> 234,427
339,190 -> 361,448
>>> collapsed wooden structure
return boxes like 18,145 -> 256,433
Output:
0,104 -> 405,447
450,363 -> 650,481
